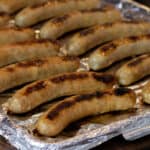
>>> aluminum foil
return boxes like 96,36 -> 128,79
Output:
0,0 -> 150,149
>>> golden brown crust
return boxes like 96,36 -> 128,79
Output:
47,88 -> 132,120
0,39 -> 60,67
62,21 -> 150,56
0,56 -> 80,92
99,35 -> 150,55
36,87 -> 136,136
31,0 -> 99,9
0,27 -> 35,45
15,0 -> 100,27
116,55 -> 150,85
89,34 -> 150,70
6,72 -> 115,114
23,72 -> 115,96
0,0 -> 47,14
49,7 -> 118,25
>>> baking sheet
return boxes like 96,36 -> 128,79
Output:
0,0 -> 150,149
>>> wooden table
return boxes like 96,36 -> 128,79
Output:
0,0 -> 150,150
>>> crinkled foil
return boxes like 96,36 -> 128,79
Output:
0,0 -> 150,149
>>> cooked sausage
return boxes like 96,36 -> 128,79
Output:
0,0 -> 47,14
142,81 -> 150,104
0,56 -> 80,93
0,28 -> 35,45
36,88 -> 136,136
0,13 -> 10,27
5,72 -> 116,114
61,21 -> 150,56
40,7 -> 122,40
116,55 -> 150,86
15,0 -> 100,27
0,39 -> 60,67
89,35 -> 150,71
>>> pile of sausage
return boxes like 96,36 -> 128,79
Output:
0,0 -> 149,137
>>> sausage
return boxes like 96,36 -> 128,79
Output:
61,21 -> 150,56
116,55 -> 150,86
0,0 -> 47,14
15,0 -> 100,27
0,13 -> 10,27
40,7 -> 122,40
0,27 -> 35,45
36,88 -> 136,136
0,56 -> 80,93
0,39 -> 60,67
89,35 -> 150,71
5,72 -> 116,114
142,81 -> 150,104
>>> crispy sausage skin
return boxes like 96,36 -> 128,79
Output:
0,0 -> 47,14
0,40 -> 60,67
116,55 -> 150,86
61,21 -> 150,56
36,88 -> 136,136
40,7 -> 122,40
0,56 -> 80,93
15,0 -> 100,27
89,35 -> 150,71
5,72 -> 116,114
0,28 -> 35,45
142,81 -> 150,104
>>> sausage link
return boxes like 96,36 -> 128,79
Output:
116,55 -> 150,85
89,35 -> 150,70
0,56 -> 80,92
15,0 -> 100,27
61,21 -> 150,56
36,88 -> 136,136
5,72 -> 116,113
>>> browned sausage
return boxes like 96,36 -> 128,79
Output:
36,88 -> 136,136
40,7 -> 122,40
89,35 -> 150,70
15,0 -> 100,27
0,27 -> 35,45
0,39 -> 60,67
61,21 -> 150,56
0,56 -> 80,93
5,72 -> 116,114
0,0 -> 47,14
116,55 -> 150,85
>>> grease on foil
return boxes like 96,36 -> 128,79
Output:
0,0 -> 150,150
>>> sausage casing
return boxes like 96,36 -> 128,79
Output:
15,0 -> 100,27
0,28 -> 35,45
116,55 -> 150,85
0,40 -> 60,67
0,56 -> 80,93
36,88 -> 136,136
40,7 -> 122,40
62,21 -> 150,56
0,0 -> 47,14
6,72 -> 116,113
89,35 -> 150,70
142,81 -> 150,104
